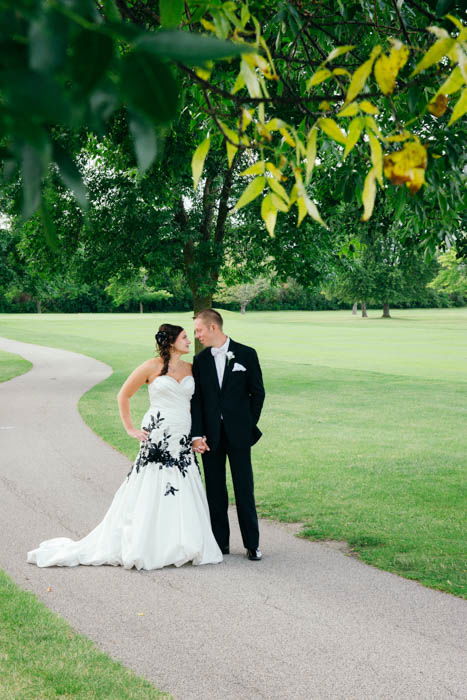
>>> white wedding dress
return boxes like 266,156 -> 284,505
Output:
27,375 -> 223,570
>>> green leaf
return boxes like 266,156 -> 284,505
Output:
101,0 -> 121,22
40,200 -> 59,251
128,110 -> 158,174
120,52 -> 178,124
234,176 -> 266,210
133,31 -> 253,65
20,130 -> 51,218
160,0 -> 184,28
53,143 -> 88,209
71,29 -> 114,95
192,136 -> 211,190
29,10 -> 68,73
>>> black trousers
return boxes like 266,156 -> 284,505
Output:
201,422 -> 259,551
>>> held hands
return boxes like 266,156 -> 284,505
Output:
192,437 -> 210,454
127,427 -> 149,441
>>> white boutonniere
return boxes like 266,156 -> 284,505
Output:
226,350 -> 235,366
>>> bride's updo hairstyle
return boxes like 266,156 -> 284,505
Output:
155,323 -> 184,376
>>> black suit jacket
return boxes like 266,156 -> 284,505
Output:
191,338 -> 265,450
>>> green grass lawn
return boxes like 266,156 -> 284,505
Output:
0,348 -> 32,383
0,350 -> 168,699
1,308 -> 466,597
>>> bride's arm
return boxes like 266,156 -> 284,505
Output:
117,360 -> 159,440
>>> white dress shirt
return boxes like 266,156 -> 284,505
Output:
211,335 -> 230,387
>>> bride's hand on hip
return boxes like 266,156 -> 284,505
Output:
127,428 -> 149,441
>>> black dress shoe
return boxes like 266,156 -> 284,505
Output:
221,546 -> 230,554
246,548 -> 262,561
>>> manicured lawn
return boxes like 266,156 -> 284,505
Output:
1,308 -> 466,597
0,348 -> 32,382
0,350 -> 168,699
0,569 -> 168,699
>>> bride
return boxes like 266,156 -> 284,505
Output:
27,323 -> 223,570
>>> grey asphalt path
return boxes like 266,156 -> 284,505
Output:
0,336 -> 466,700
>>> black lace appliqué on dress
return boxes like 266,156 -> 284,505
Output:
127,410 -> 194,482
165,482 -> 179,496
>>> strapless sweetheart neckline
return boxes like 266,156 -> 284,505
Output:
149,374 -> 194,386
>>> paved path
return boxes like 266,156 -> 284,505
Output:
0,336 -> 466,699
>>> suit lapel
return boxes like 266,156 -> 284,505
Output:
206,349 -> 221,394
220,338 -> 237,392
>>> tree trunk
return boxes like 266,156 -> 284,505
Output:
352,302 -> 358,315
139,301 -> 143,314
361,301 -> 368,318
240,301 -> 248,314
382,302 -> 391,318
36,299 -> 42,314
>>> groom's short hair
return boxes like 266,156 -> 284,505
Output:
194,308 -> 223,329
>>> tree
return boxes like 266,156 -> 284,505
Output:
428,249 -> 467,297
215,277 -> 269,313
323,198 -> 439,317
1,0 -> 465,250
106,269 -> 172,313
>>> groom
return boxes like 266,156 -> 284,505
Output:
191,309 -> 265,561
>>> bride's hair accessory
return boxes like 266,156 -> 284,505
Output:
155,330 -> 169,345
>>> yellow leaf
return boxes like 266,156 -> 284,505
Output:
344,116 -> 364,158
360,100 -> 379,114
361,167 -> 377,221
295,171 -> 327,228
261,193 -> 278,236
306,127 -> 317,183
368,133 -> 383,185
448,87 -> 467,125
137,612 -> 145,616
383,141 -> 427,193
428,94 -> 449,116
385,130 -> 412,142
265,161 -> 285,180
324,45 -> 355,64
234,176 -> 266,210
445,14 -> 464,32
318,118 -> 347,145
240,161 -> 265,176
337,102 -> 359,117
279,128 -> 296,147
265,118 -> 287,131
332,67 -> 351,77
267,176 -> 289,203
410,38 -> 455,77
306,68 -> 332,91
365,116 -> 384,140
195,66 -> 211,81
200,18 -> 216,32
345,45 -> 382,104
296,196 -> 307,226
319,100 -> 331,111
241,108 -> 253,131
226,141 -> 238,167
270,192 -> 289,212
231,71 -> 245,94
191,136 -> 210,190
240,57 -> 262,98
218,121 -> 240,146
374,41 -> 410,95
289,183 -> 298,205
434,66 -> 464,99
